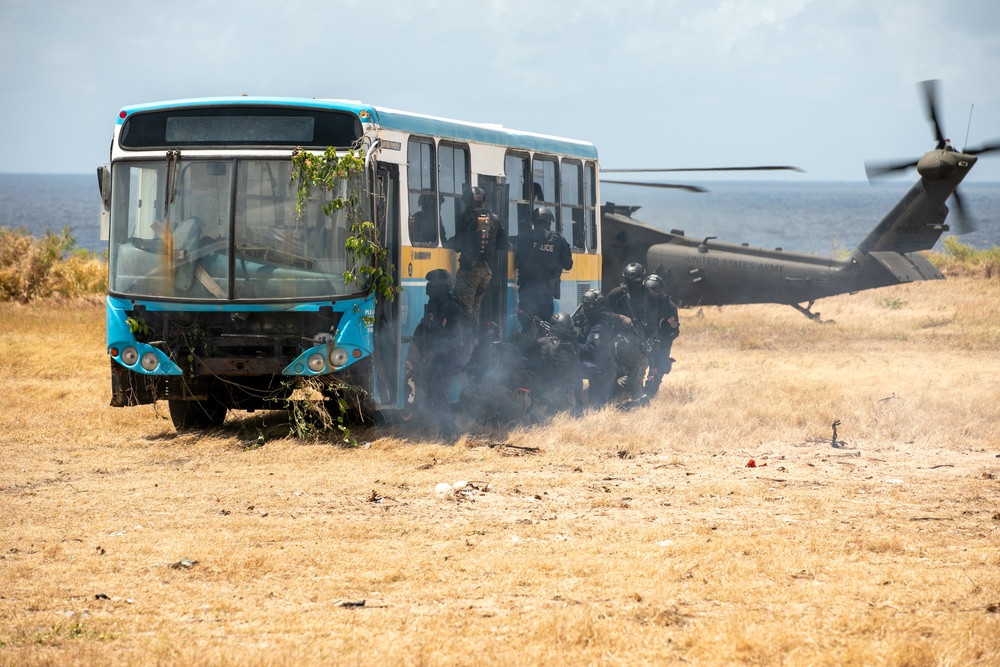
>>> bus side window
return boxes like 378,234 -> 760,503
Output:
504,152 -> 531,240
531,154 -> 558,231
561,160 -> 584,251
585,162 -> 597,252
407,137 -> 438,246
438,143 -> 469,243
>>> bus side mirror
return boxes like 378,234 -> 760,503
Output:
97,165 -> 111,211
98,165 -> 111,242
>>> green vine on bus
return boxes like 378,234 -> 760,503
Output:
126,316 -> 151,341
290,146 -> 399,315
288,146 -> 390,445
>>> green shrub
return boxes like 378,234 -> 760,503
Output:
0,227 -> 107,302
925,237 -> 1000,279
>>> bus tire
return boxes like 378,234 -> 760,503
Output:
168,397 -> 226,431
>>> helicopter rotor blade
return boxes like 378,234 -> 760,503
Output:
964,139 -> 1000,156
949,188 -> 976,235
600,179 -> 708,193
864,158 -> 920,182
920,79 -> 947,150
602,165 -> 804,173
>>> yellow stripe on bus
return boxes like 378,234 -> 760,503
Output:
403,247 -> 458,279
403,246 -> 602,283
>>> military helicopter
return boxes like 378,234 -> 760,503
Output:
600,80 -> 1000,320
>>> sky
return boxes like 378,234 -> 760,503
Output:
2,0 -> 999,182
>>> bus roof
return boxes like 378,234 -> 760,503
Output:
117,97 -> 599,159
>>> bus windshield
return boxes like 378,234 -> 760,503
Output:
108,158 -> 369,300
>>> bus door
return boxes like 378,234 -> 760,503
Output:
479,178 -> 510,338
373,163 -> 402,408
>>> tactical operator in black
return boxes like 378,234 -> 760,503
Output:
528,311 -> 583,417
606,262 -> 651,322
412,269 -> 473,443
460,324 -> 532,428
576,289 -> 620,409
453,187 -> 508,328
642,274 -> 680,399
514,206 -> 573,335
605,262 -> 652,407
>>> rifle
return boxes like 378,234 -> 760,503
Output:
621,285 -> 653,359
550,273 -> 561,299
533,315 -> 548,337
570,303 -> 587,343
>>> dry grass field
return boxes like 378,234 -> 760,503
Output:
1,277 -> 999,666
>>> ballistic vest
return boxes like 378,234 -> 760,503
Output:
476,213 -> 492,256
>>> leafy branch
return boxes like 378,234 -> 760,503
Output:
287,146 -> 389,444
126,316 -> 151,341
290,146 -> 399,306
277,377 -> 362,447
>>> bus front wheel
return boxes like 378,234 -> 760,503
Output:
168,397 -> 226,431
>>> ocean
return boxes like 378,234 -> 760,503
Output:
0,174 -> 104,253
2,173 -> 999,256
600,179 -> 1000,255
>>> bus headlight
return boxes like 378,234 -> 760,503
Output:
121,347 -> 139,365
140,351 -> 160,371
306,353 -> 326,372
329,347 -> 349,368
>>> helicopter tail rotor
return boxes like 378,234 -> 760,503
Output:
865,79 -> 951,180
963,139 -> 1000,156
950,188 -> 972,234
865,80 -> 1000,235
863,157 -> 919,181
921,79 -> 948,150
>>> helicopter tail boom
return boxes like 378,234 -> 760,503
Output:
854,176 -> 959,258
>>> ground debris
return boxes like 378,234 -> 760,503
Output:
485,442 -> 542,456
823,450 -> 861,458
367,489 -> 398,504
334,599 -> 386,609
435,480 -> 492,499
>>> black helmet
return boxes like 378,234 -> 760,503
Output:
425,268 -> 454,297
623,262 -> 646,283
463,187 -> 487,210
550,312 -> 574,337
644,274 -> 664,295
531,207 -> 555,227
581,289 -> 605,310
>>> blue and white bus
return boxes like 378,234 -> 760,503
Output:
99,97 -> 602,429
